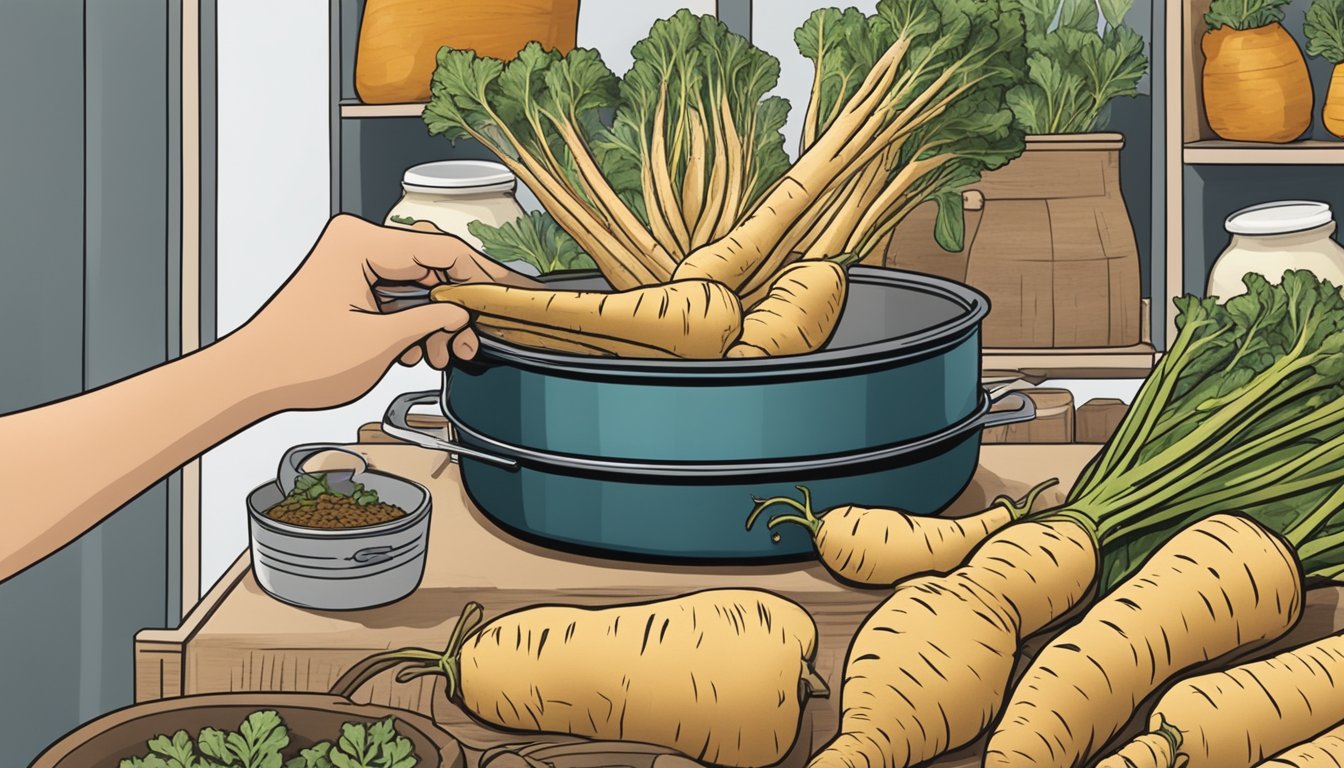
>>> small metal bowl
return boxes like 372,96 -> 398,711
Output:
246,443 -> 432,611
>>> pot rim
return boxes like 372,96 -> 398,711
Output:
467,267 -> 987,379
446,395 -> 999,477
246,470 -> 431,539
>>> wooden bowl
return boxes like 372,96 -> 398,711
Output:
31,693 -> 462,768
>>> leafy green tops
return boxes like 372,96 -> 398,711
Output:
119,711 -> 417,768
1306,0 -> 1344,63
1206,0 -> 1296,31
1007,0 -> 1148,133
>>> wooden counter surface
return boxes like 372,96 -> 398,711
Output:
132,438 -> 1344,767
135,442 -> 1099,766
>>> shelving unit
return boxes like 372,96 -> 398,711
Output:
1184,140 -> 1344,164
1166,0 -> 1343,343
983,344 -> 1158,379
339,101 -> 425,119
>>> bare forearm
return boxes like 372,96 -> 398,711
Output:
0,335 -> 283,581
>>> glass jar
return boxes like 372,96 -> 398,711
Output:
1207,201 -> 1344,299
384,160 -> 527,251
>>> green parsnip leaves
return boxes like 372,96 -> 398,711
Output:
1306,0 -> 1344,63
1062,271 -> 1344,589
468,212 -> 596,274
1205,0 -> 1294,30
794,7 -> 884,149
1008,0 -> 1147,133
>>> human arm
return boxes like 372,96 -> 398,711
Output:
0,214 -> 535,582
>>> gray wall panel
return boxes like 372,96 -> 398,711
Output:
0,0 -> 176,762
0,0 -> 86,415
81,0 -> 173,722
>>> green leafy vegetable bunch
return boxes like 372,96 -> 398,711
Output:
1206,0 -> 1296,31
1007,0 -> 1148,133
1053,271 -> 1344,589
424,0 -> 1030,277
1306,0 -> 1344,63
119,710 -> 417,768
284,473 -> 380,508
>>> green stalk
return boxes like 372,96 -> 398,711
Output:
1082,349 -> 1325,512
1071,319 -> 1211,495
1102,443 -> 1344,545
1082,375 -> 1344,515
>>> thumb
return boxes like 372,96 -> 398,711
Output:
382,302 -> 472,350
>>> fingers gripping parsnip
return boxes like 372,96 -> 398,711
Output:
234,214 -> 537,408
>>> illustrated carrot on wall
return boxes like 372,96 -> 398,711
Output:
985,514 -> 1306,768
807,272 -> 1344,768
430,279 -> 743,360
746,478 -> 1059,587
1097,632 -> 1344,768
727,260 -> 849,358
331,589 -> 825,768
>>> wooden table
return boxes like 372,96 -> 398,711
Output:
131,437 -> 1344,767
134,439 -> 1094,766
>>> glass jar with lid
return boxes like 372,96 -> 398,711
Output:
1207,200 -> 1344,299
384,160 -> 527,252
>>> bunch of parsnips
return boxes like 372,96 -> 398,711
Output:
421,1 -> 1026,359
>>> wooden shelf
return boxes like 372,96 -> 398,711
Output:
982,343 -> 1157,379
340,101 -> 426,118
1184,140 -> 1344,165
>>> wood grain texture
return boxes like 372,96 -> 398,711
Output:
139,443 -> 1091,767
1077,398 -> 1130,444
130,439 -> 1344,767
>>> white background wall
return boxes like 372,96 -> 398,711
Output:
201,0 -> 712,597
201,0 -> 1142,597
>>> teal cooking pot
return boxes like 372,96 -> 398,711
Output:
382,267 -> 1034,561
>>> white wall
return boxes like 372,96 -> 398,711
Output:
199,0 -> 714,597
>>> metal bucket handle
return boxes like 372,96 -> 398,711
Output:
382,390 -> 519,469
277,443 -> 371,497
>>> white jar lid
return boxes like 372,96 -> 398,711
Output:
402,160 -> 516,193
1226,201 -> 1334,235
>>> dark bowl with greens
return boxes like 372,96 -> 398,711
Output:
30,693 -> 462,768
247,444 -> 432,611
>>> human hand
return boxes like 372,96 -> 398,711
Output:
226,214 -> 539,411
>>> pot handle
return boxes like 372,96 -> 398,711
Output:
977,389 -> 1037,429
382,390 -> 518,469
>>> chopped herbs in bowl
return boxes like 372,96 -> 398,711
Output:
265,473 -> 409,530
118,709 -> 420,768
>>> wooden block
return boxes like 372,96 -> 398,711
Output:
982,388 -> 1075,444
1076,398 -> 1130,444
133,555 -> 252,702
